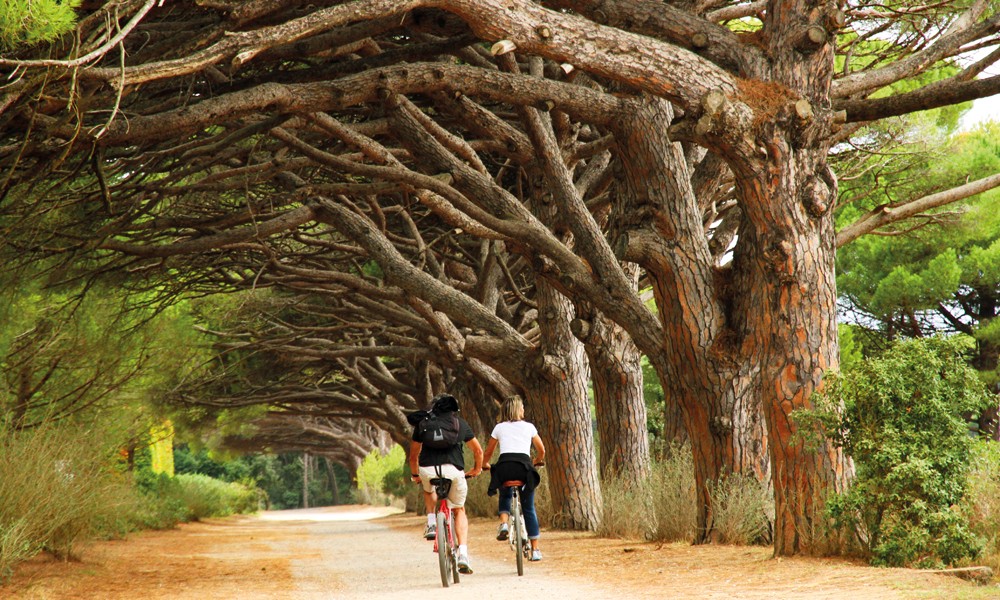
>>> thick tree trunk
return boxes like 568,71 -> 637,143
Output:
529,279 -> 602,530
585,306 -> 650,487
734,169 -> 852,554
611,97 -> 769,541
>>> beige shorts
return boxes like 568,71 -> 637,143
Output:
418,464 -> 468,509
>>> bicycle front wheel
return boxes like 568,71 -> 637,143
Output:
511,490 -> 524,576
450,512 -> 460,584
436,510 -> 450,587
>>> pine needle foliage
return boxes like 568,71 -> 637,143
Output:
0,0 -> 80,52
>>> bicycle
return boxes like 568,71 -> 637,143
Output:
487,462 -> 543,576
429,470 -> 461,587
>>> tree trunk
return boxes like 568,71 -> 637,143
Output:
611,96 -> 769,541
302,452 -> 310,509
972,293 -> 999,440
324,457 -> 341,505
577,265 -> 650,487
732,6 -> 854,554
529,278 -> 602,530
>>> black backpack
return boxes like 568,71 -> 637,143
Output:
407,394 -> 462,449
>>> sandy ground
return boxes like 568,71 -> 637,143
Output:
2,505 -> 998,599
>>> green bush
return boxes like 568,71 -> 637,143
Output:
356,446 -> 406,506
800,336 -> 991,567
131,471 -> 190,529
0,0 -> 80,51
173,473 -> 260,520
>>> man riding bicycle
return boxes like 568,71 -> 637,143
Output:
408,393 -> 483,574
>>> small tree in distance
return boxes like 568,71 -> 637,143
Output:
797,336 -> 991,567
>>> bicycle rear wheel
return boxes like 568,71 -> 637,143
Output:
511,490 -> 524,576
436,510 -> 450,587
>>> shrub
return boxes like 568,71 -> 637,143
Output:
132,469 -> 261,525
707,473 -> 772,545
646,443 -> 699,543
173,473 -> 260,520
0,421 -> 134,581
131,471 -> 189,529
598,443 -> 700,543
799,335 -> 991,567
962,440 -> 1000,574
597,472 -> 651,540
356,446 -> 406,506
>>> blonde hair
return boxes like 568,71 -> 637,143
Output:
498,396 -> 525,423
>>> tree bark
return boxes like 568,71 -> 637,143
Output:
529,279 -> 602,530
577,265 -> 650,487
730,3 -> 853,555
611,96 -> 769,541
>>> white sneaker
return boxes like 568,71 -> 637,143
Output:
496,523 -> 509,540
530,549 -> 542,561
423,523 -> 436,540
457,552 -> 473,574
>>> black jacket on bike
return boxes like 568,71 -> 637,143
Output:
487,453 -> 540,496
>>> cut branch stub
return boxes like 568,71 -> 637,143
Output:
793,99 -> 813,122
709,415 -> 733,436
533,352 -> 568,382
531,253 -> 559,275
691,33 -> 709,49
800,174 -> 831,218
491,39 -> 517,56
823,7 -> 846,31
569,317 -> 591,341
702,89 -> 728,117
795,25 -> 828,54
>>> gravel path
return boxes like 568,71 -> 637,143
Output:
263,506 -> 615,599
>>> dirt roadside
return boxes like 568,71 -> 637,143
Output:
2,505 -> 998,599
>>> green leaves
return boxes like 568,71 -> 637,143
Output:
803,336 -> 991,566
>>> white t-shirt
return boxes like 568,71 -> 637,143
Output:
490,420 -> 538,455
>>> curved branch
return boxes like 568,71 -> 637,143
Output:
837,73 -> 1000,123
836,172 -> 1000,247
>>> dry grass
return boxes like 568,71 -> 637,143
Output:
707,472 -> 772,545
0,422 -> 133,580
962,441 -> 1000,574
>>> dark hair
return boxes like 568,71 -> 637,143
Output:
432,393 -> 459,413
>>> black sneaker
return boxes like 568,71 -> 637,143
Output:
424,523 -> 436,540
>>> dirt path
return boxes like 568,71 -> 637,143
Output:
3,506 -> 997,599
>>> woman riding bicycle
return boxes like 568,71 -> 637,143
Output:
483,396 -> 546,561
